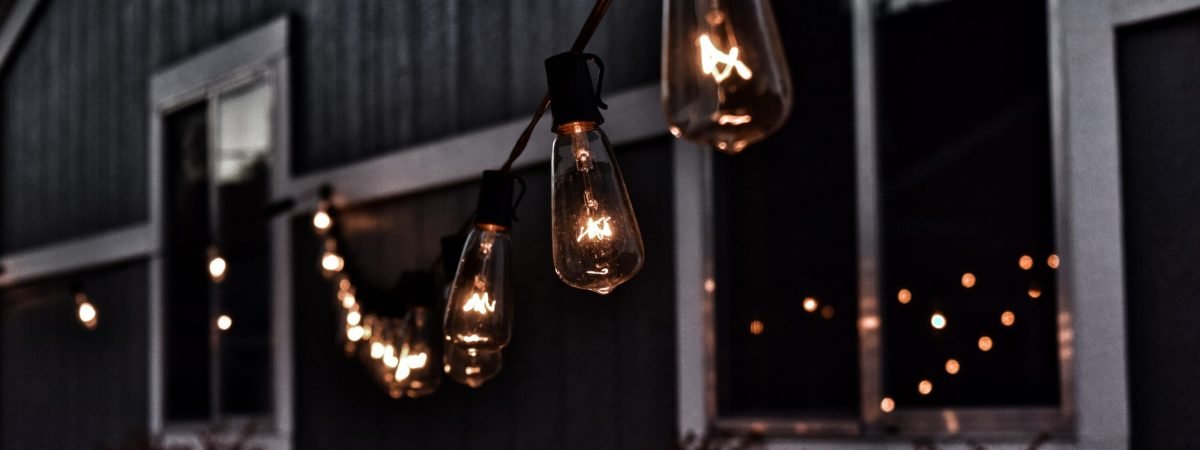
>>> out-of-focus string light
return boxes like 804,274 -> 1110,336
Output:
1019,255 -> 1033,270
978,336 -> 993,352
320,239 -> 345,278
217,314 -> 233,331
749,320 -> 764,335
1028,287 -> 1042,299
897,288 -> 912,304
918,380 -> 933,395
1001,311 -> 1015,327
74,291 -> 98,330
802,297 -> 818,313
1047,254 -> 1060,269
945,359 -> 960,375
960,272 -> 976,288
820,305 -> 835,320
207,246 -> 227,283
880,397 -> 896,413
931,312 -> 947,330
313,200 -> 333,234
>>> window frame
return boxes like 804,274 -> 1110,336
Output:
147,17 -> 293,448
672,0 -> 1150,446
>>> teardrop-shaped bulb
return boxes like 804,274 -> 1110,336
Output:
551,122 -> 645,295
663,0 -> 792,154
394,306 -> 441,398
443,344 -> 503,388
444,225 -> 513,351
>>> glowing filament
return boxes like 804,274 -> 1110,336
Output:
459,334 -> 488,344
465,366 -> 482,375
717,114 -> 752,125
403,352 -> 428,369
577,216 -> 614,242
698,34 -> 752,84
463,292 -> 496,315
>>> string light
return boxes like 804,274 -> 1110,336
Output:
313,200 -> 333,233
1019,255 -> 1033,270
961,272 -> 976,288
918,380 -> 933,395
74,291 -> 98,330
978,336 -> 993,352
820,305 -> 835,320
445,172 -> 516,352
945,359 -> 960,375
749,320 -> 765,335
1028,287 -> 1042,299
207,246 -> 227,283
897,289 -> 912,304
931,312 -> 947,330
216,314 -> 233,331
320,239 -> 345,278
663,0 -> 793,153
802,297 -> 818,313
1001,311 -> 1015,327
880,397 -> 896,413
1047,254 -> 1060,269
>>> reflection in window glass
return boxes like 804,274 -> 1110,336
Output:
713,0 -> 858,417
876,0 -> 1059,408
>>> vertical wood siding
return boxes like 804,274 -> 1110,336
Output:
0,0 -> 661,251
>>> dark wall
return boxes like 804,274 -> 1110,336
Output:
0,261 -> 149,449
292,138 -> 678,450
1117,11 -> 1200,449
0,0 -> 660,252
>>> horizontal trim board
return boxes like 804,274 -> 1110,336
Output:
285,83 -> 665,206
1113,0 -> 1200,26
0,224 -> 152,287
150,16 -> 289,106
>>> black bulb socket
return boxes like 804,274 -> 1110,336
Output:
474,170 -> 516,229
545,52 -> 605,131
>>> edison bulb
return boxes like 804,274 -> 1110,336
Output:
207,246 -> 226,282
663,0 -> 792,153
444,344 -> 503,388
76,292 -> 98,330
551,122 -> 644,294
444,225 -> 512,351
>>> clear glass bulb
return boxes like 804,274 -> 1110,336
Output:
443,344 -> 503,389
444,225 -> 513,351
663,0 -> 792,154
551,122 -> 644,295
394,306 -> 441,398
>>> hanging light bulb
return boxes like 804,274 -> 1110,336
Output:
662,0 -> 792,153
74,290 -> 98,330
313,200 -> 333,234
444,171 -> 516,351
395,306 -> 441,398
320,238 -> 345,278
545,52 -> 644,295
207,245 -> 227,283
444,344 -> 503,388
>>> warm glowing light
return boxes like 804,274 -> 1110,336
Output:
1019,255 -> 1034,270
897,288 -> 912,304
698,34 -> 752,84
931,312 -> 947,330
465,366 -> 482,376
802,297 -> 818,313
403,352 -> 428,370
78,302 -> 97,324
217,315 -> 233,331
346,310 -> 362,326
321,252 -> 345,273
576,216 -> 614,242
459,334 -> 488,344
978,336 -> 993,352
1028,287 -> 1042,299
918,380 -> 933,395
880,397 -> 896,413
961,272 -> 976,288
1001,311 -> 1015,326
383,345 -> 399,368
463,292 -> 496,315
704,279 -> 716,294
1047,254 -> 1060,269
749,320 -> 764,335
338,278 -> 352,291
370,342 -> 385,359
820,305 -> 835,320
208,256 -> 227,281
945,359 -> 960,375
346,325 -> 364,342
313,210 -> 332,232
341,291 -> 357,309
716,114 -> 752,125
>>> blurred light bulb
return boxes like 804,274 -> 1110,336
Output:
396,306 -> 441,398
945,359 -> 960,375
897,289 -> 912,304
313,200 -> 333,233
347,325 -> 364,342
1047,254 -> 1060,269
1019,255 -> 1034,270
1028,287 -> 1042,299
217,314 -> 233,331
75,292 -> 98,330
978,336 -> 993,352
880,397 -> 896,413
346,310 -> 362,326
961,272 -> 976,288
551,121 -> 644,295
445,224 -> 512,351
1001,311 -> 1015,326
749,320 -> 764,335
820,305 -> 835,320
444,344 -> 503,388
320,239 -> 344,278
370,341 -> 385,360
802,297 -> 818,312
918,380 -> 933,395
931,312 -> 947,330
663,0 -> 792,153
341,290 -> 357,309
207,246 -> 226,283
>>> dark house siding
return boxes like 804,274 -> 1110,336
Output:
0,0 -> 660,252
0,261 -> 149,449
1117,10 -> 1200,449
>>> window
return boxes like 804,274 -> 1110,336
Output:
696,0 -> 1071,439
149,18 -> 292,444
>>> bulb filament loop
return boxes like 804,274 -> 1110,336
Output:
577,216 -> 614,242
717,114 -> 752,125
462,291 -> 496,315
698,34 -> 752,84
458,334 -> 489,344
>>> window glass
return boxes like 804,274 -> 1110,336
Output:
875,0 -> 1060,408
713,0 -> 858,417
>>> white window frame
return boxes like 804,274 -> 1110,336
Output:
146,17 -> 293,449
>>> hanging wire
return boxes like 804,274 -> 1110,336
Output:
498,0 -> 615,173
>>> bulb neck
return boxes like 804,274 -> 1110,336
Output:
555,121 -> 598,135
